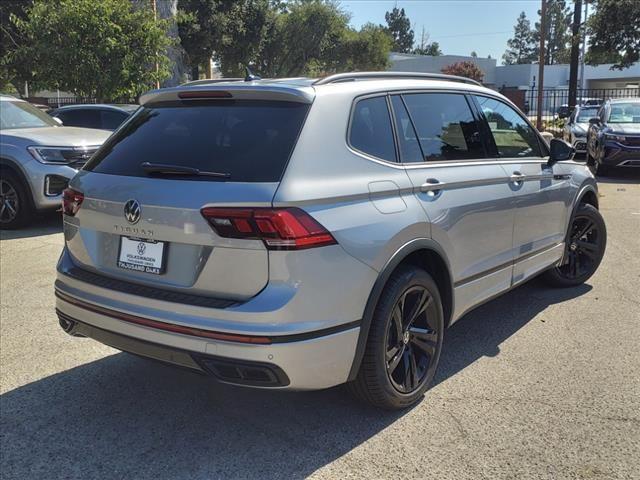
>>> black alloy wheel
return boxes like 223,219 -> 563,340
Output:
385,285 -> 439,394
543,203 -> 606,287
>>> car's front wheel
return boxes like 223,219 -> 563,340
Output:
0,171 -> 32,229
542,203 -> 606,288
348,266 -> 444,410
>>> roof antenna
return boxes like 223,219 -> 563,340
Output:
244,66 -> 261,82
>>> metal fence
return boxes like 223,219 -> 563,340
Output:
27,96 -> 135,108
520,88 -> 638,118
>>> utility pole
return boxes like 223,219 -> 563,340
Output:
568,0 -> 583,111
579,1 -> 589,90
536,0 -> 546,131
151,0 -> 160,89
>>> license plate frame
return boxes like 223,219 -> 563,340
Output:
117,236 -> 167,275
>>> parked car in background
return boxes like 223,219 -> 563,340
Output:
55,72 -> 606,410
0,95 -> 110,228
563,105 -> 600,154
557,98 -> 602,119
50,104 -> 138,131
586,98 -> 640,175
31,103 -> 52,114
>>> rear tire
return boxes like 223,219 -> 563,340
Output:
0,171 -> 32,229
542,203 -> 606,288
348,266 -> 444,410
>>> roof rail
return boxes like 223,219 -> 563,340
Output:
313,72 -> 483,87
180,78 -> 243,87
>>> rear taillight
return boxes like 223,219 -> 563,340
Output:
62,188 -> 84,216
201,207 -> 337,250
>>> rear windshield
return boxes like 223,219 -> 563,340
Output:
84,100 -> 309,182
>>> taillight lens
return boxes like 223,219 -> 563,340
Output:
201,207 -> 337,250
62,188 -> 84,216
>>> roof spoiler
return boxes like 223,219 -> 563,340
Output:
140,84 -> 315,106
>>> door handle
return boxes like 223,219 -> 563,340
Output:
510,172 -> 526,184
420,178 -> 443,194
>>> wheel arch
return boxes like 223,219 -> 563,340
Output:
347,238 -> 454,381
0,157 -> 35,207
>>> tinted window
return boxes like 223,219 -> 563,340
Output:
402,93 -> 485,161
57,109 -> 101,129
350,96 -> 396,162
100,110 -> 128,130
84,100 -> 309,182
475,96 -> 543,158
390,95 -> 423,163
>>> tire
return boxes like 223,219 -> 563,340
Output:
0,171 -> 33,229
587,150 -> 609,177
542,203 -> 606,288
348,266 -> 444,410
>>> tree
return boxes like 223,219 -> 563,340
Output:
14,0 -> 171,101
216,0 -> 270,76
177,0 -> 220,79
470,51 -> 478,58
413,41 -> 441,56
335,23 -> 392,72
384,6 -> 414,53
502,11 -> 536,65
587,0 -> 640,69
441,61 -> 484,83
532,0 -> 572,65
0,1 -> 32,93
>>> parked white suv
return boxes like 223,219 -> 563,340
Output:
0,95 -> 110,228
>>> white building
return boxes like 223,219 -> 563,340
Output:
389,53 -> 640,91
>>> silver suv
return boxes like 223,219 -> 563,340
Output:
0,96 -> 111,228
54,73 -> 606,409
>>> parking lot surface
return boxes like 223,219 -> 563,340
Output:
1,173 -> 639,480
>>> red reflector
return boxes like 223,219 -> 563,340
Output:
201,207 -> 337,250
178,90 -> 233,99
62,188 -> 84,216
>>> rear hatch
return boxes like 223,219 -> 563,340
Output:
64,94 -> 310,301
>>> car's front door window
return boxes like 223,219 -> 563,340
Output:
474,96 -> 543,158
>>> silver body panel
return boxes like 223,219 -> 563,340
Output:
54,78 -> 597,390
0,109 -> 110,210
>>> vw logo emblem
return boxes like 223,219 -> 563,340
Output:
124,199 -> 141,224
137,242 -> 146,255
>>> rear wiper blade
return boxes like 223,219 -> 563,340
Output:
140,162 -> 231,178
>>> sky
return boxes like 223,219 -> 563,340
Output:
340,0 -> 543,64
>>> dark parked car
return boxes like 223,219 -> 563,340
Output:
50,104 -> 138,131
586,98 -> 640,175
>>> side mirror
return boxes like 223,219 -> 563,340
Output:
588,117 -> 600,125
52,116 -> 63,126
548,137 -> 575,165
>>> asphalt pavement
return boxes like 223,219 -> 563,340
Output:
1,171 -> 639,480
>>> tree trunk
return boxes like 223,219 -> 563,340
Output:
191,65 -> 199,81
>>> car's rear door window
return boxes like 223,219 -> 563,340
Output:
474,96 -> 543,158
84,100 -> 310,182
401,93 -> 485,162
57,109 -> 101,129
390,95 -> 423,163
349,96 -> 396,162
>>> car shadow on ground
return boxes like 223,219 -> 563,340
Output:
0,211 -> 62,240
0,279 -> 590,480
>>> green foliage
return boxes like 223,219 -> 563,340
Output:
503,11 -> 537,65
176,0 -> 220,76
441,61 -> 484,83
0,1 -> 33,93
587,0 -> 640,69
14,0 -> 171,101
384,7 -> 414,53
413,42 -> 441,56
216,1 -> 270,77
255,1 -> 390,77
533,0 -> 572,65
